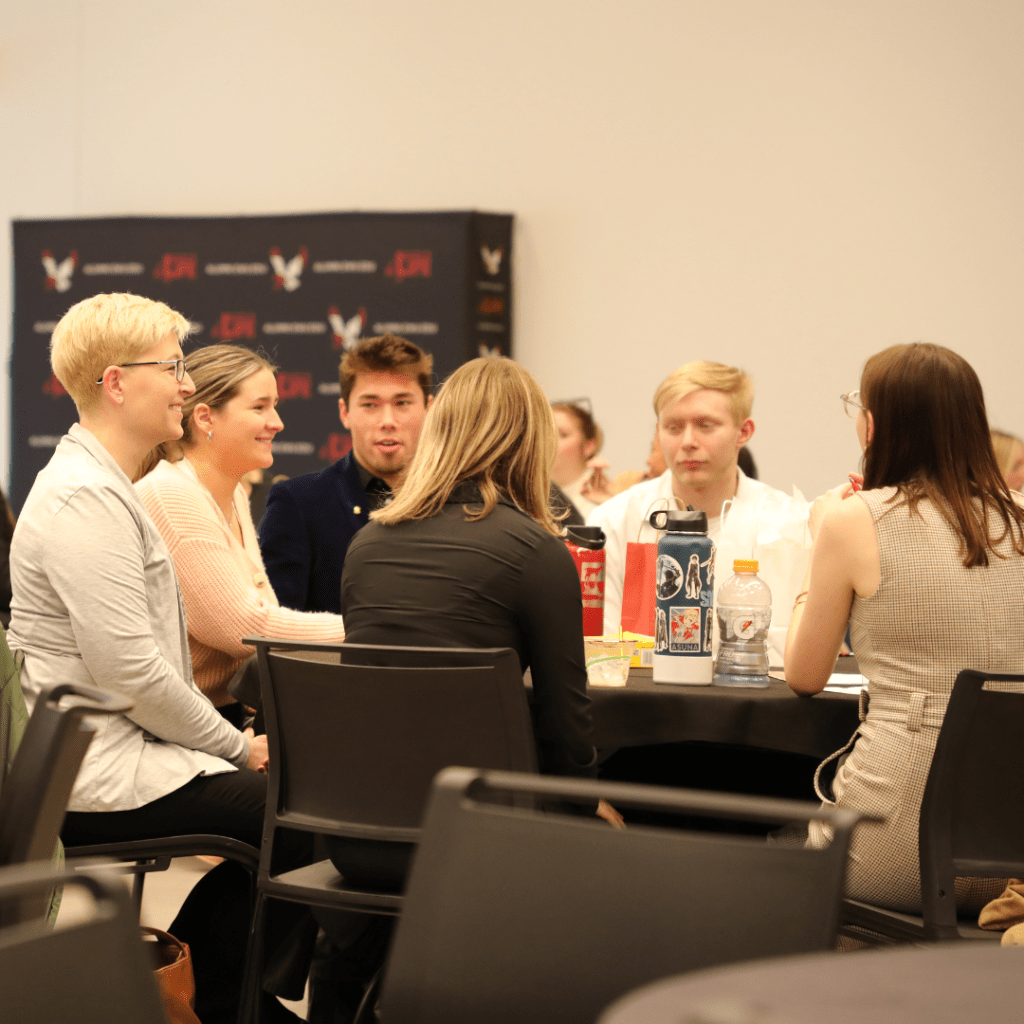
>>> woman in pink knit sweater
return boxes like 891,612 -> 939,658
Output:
136,344 -> 345,725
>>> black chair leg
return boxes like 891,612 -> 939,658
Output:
352,964 -> 383,1024
130,869 -> 146,912
238,891 -> 269,1024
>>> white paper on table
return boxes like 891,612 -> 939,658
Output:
824,673 -> 866,693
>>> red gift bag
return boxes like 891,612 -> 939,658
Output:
619,541 -> 657,635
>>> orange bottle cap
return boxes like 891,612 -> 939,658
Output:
733,559 -> 759,572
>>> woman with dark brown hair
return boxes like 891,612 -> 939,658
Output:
784,342 -> 1024,914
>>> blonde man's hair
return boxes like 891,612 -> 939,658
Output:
136,344 -> 277,479
50,293 -> 191,415
991,429 -> 1024,481
372,357 -> 561,536
652,361 -> 754,424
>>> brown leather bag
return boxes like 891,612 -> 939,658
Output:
143,926 -> 202,1024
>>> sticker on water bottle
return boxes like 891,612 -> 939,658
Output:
669,607 -> 701,652
656,555 -> 683,600
655,608 -> 668,652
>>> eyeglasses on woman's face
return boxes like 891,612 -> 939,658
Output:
840,391 -> 864,419
96,359 -> 188,385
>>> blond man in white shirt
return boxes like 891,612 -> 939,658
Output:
588,361 -> 789,636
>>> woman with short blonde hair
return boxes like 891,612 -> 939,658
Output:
346,357 -> 597,778
9,294 -> 309,1022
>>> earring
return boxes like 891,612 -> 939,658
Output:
207,431 -> 213,441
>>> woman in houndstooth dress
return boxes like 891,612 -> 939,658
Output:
785,343 -> 1024,913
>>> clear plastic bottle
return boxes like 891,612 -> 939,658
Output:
713,559 -> 772,687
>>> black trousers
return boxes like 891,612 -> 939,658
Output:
63,769 -> 314,1024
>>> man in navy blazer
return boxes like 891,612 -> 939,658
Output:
259,334 -> 433,613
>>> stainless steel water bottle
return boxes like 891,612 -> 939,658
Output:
649,508 -> 715,685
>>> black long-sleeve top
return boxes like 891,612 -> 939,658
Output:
340,482 -> 597,777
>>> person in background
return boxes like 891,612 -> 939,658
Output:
991,429 -> 1024,492
343,358 -> 599,781
136,344 -> 346,727
786,344 -> 1024,915
7,293 -> 305,1023
0,487 -> 16,628
737,445 -> 758,480
259,334 -> 432,613
588,360 -> 787,635
612,427 -> 668,494
551,400 -> 610,517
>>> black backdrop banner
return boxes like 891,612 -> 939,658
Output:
11,210 -> 513,509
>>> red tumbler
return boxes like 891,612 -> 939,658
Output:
565,525 -> 606,637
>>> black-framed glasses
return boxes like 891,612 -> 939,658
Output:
840,390 -> 864,418
96,359 -> 188,385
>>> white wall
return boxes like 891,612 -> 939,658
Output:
3,0 -> 1023,501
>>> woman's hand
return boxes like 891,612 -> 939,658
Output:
243,728 -> 269,773
582,457 -> 616,505
596,799 -> 626,829
808,473 -> 862,540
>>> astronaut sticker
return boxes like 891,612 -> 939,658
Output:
655,607 -> 668,652
669,607 -> 701,653
656,554 -> 683,600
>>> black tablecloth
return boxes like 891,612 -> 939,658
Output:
598,944 -> 1024,1024
589,670 -> 860,761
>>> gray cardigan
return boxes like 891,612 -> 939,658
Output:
7,424 -> 247,812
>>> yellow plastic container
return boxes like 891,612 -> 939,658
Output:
623,632 -> 655,668
584,632 -> 654,669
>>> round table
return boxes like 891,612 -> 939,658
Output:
597,944 -> 1024,1024
588,669 -> 860,761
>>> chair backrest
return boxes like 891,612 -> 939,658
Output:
920,668 -> 1024,936
0,863 -> 168,1024
379,767 -> 864,1024
0,682 -> 132,923
245,638 -> 537,847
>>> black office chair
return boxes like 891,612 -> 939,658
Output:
0,681 -> 131,924
842,668 -> 1024,943
65,834 -> 261,914
61,685 -> 260,912
378,767 -> 865,1024
0,862 -> 169,1023
239,637 -> 539,1024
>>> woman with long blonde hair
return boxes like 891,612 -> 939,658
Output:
341,357 -> 596,778
137,343 -> 345,725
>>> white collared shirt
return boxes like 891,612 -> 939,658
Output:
587,468 -> 789,636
